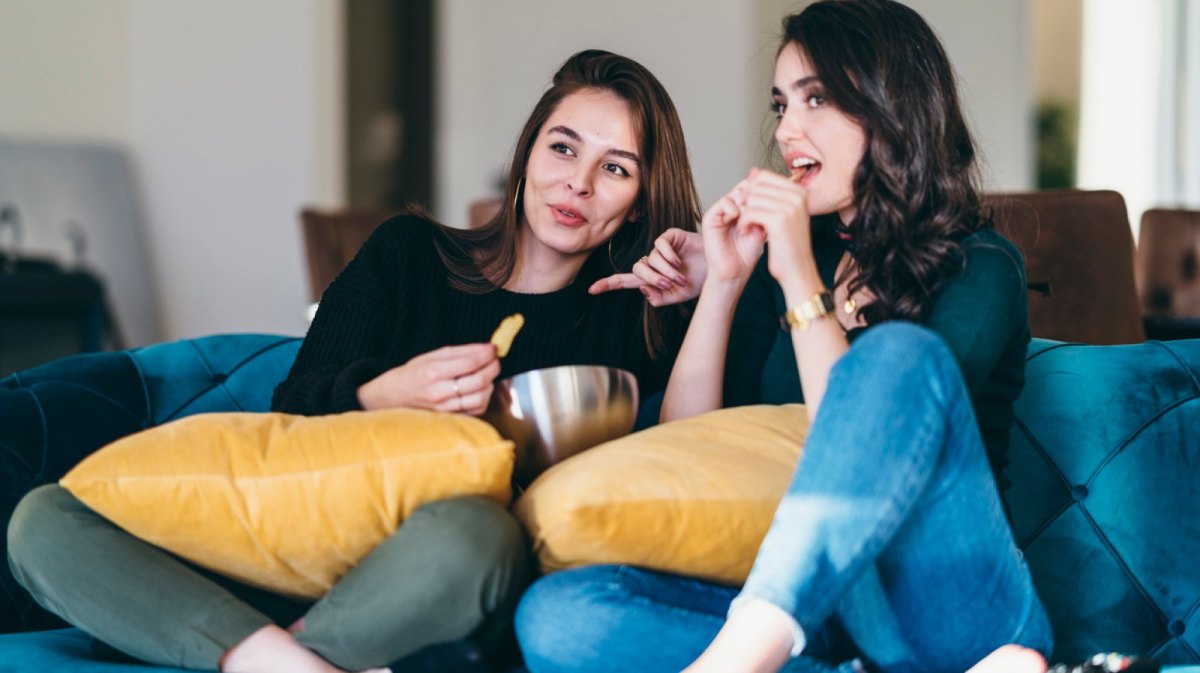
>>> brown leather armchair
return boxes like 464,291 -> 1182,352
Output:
984,190 -> 1146,345
1138,208 -> 1200,339
299,208 -> 399,302
299,201 -> 503,303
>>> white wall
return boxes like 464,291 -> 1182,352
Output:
435,0 -> 1032,230
0,0 -> 343,342
125,0 -> 343,339
1077,0 -> 1163,232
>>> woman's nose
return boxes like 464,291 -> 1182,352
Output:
776,111 -> 805,145
566,167 -> 593,197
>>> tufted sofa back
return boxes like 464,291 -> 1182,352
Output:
1007,339 -> 1200,663
3,334 -> 1199,665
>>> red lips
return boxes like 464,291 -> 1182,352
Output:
548,203 -> 588,227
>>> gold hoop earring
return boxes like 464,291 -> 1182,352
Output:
512,177 -> 524,218
607,237 -> 617,270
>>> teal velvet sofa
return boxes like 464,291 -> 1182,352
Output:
1,334 -> 1198,671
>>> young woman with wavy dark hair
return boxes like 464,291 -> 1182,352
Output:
516,2 -> 1054,672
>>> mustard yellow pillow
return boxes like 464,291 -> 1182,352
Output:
61,410 -> 514,599
513,404 -> 808,585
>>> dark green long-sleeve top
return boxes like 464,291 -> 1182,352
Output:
723,221 -> 1030,491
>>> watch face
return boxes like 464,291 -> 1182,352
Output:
817,291 -> 835,315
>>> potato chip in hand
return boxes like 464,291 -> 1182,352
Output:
491,313 -> 525,358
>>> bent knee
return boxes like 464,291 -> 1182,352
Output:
411,496 -> 527,563
855,322 -> 950,362
849,323 -> 961,385
8,485 -> 77,564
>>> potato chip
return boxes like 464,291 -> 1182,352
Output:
491,313 -> 525,358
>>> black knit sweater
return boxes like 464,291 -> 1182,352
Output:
272,215 -> 671,415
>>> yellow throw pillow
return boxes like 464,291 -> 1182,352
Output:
513,404 -> 808,586
61,410 -> 514,599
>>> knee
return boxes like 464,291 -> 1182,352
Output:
845,323 -> 961,389
854,322 -> 950,363
516,566 -> 624,672
411,496 -> 530,595
7,484 -> 76,581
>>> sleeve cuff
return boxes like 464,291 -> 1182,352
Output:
329,358 -> 390,412
728,595 -> 807,657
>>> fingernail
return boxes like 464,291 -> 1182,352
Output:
639,286 -> 651,297
657,279 -> 673,290
674,275 -> 687,284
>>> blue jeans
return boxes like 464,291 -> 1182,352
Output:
516,323 -> 1052,673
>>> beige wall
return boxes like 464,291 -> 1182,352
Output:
1033,0 -> 1083,105
0,1 -> 133,142
0,0 -> 344,341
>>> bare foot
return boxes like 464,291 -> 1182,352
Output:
220,625 -> 391,673
966,645 -> 1047,673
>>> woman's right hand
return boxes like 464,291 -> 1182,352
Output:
356,343 -> 500,415
700,174 -> 767,286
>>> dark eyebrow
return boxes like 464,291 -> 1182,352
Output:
547,125 -> 641,166
772,76 -> 821,97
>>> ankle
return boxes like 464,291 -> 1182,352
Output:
221,625 -> 342,673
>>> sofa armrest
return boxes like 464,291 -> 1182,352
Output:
0,333 -> 300,634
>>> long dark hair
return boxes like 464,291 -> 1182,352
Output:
431,49 -> 701,356
782,0 -> 988,325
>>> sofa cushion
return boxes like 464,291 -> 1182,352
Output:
61,409 -> 514,599
1008,339 -> 1200,663
514,404 -> 809,586
0,628 -> 189,672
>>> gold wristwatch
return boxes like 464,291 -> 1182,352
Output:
781,290 -> 835,332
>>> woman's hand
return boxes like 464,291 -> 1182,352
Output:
587,228 -> 706,306
357,343 -> 500,415
700,175 -> 767,287
737,168 -> 816,289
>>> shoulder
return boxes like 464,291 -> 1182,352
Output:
957,228 -> 1026,287
367,213 -> 439,249
929,228 -> 1028,325
353,213 -> 449,270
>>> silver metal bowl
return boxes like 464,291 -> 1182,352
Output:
485,365 -> 639,484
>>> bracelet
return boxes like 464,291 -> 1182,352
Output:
781,290 -> 835,332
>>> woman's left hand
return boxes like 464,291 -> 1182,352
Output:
737,168 -> 817,287
588,228 -> 705,306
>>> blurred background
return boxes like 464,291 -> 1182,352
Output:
0,0 -> 1197,372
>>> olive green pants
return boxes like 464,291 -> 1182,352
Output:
7,485 -> 531,671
